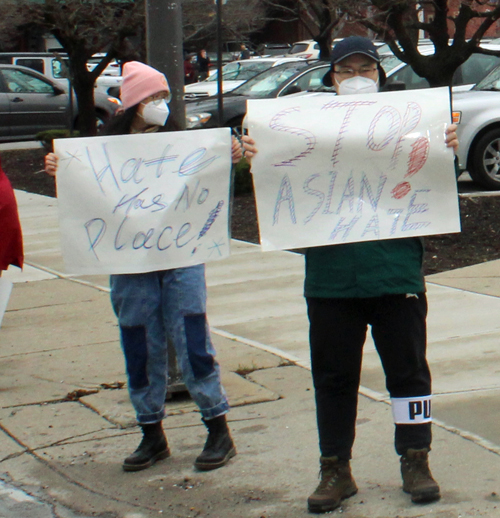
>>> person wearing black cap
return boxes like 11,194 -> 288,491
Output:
303,36 -> 459,513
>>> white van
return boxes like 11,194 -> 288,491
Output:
0,52 -> 121,96
0,53 -> 70,88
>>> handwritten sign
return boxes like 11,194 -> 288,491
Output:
247,87 -> 460,251
54,128 -> 232,274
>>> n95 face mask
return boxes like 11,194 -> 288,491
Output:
338,76 -> 378,95
140,99 -> 170,126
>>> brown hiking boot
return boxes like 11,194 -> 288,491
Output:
307,456 -> 358,513
401,448 -> 440,503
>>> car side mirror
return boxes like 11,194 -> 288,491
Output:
53,85 -> 66,96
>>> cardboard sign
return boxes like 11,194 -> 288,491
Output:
55,128 -> 232,274
247,88 -> 460,251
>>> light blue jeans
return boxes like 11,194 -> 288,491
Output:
110,264 -> 229,424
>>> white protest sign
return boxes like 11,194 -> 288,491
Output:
247,87 -> 460,251
54,128 -> 232,275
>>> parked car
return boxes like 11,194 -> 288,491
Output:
202,41 -> 256,67
186,60 -> 329,130
184,57 -> 306,99
86,53 -> 123,96
0,52 -> 70,89
381,44 -> 500,92
453,64 -> 500,190
256,43 -> 292,57
287,40 -> 321,60
0,52 -> 122,97
0,64 -> 121,142
86,54 -> 121,76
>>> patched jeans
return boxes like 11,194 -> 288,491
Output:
110,264 -> 229,424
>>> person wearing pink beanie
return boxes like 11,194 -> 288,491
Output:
44,61 -> 258,474
120,61 -> 171,111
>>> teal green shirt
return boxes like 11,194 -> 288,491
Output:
304,238 -> 425,299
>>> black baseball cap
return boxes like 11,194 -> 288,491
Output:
322,36 -> 386,88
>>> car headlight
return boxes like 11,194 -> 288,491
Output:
186,112 -> 212,129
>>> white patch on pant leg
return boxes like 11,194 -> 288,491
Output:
391,395 -> 432,424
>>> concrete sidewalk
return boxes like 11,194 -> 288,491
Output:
0,189 -> 499,518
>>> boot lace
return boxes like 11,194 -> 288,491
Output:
316,465 -> 341,493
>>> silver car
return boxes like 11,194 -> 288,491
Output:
453,65 -> 500,190
0,64 -> 121,142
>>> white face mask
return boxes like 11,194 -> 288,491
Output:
337,76 -> 379,95
140,99 -> 170,126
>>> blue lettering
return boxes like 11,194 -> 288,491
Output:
175,180 -> 201,211
336,175 -> 355,214
357,173 -> 387,213
178,148 -> 218,176
401,189 -> 431,231
86,144 -> 120,194
273,174 -> 296,225
157,226 -> 173,251
361,215 -> 380,239
323,171 -> 338,215
176,223 -> 195,248
84,218 -> 106,259
303,174 -> 324,224
132,229 -> 155,250
120,158 -> 145,184
329,215 -> 361,241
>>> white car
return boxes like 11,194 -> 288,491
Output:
184,57 -> 306,99
86,54 -> 121,76
286,40 -> 320,60
85,54 -> 123,96
94,74 -> 122,97
452,65 -> 500,190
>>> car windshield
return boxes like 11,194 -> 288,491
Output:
206,61 -> 273,82
381,54 -> 403,73
288,43 -> 309,55
474,64 -> 500,91
230,62 -> 310,98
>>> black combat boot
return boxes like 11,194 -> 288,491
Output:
401,448 -> 440,503
123,421 -> 170,472
307,456 -> 358,513
194,415 -> 236,471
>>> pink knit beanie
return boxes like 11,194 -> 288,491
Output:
120,61 -> 170,110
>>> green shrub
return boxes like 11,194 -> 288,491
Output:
35,129 -> 80,152
233,158 -> 254,196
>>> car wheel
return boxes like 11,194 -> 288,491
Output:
470,128 -> 500,190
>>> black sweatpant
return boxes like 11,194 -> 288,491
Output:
307,293 -> 432,460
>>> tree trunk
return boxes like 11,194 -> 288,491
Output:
317,33 -> 331,61
410,50 -> 471,88
72,78 -> 97,136
69,56 -> 97,137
